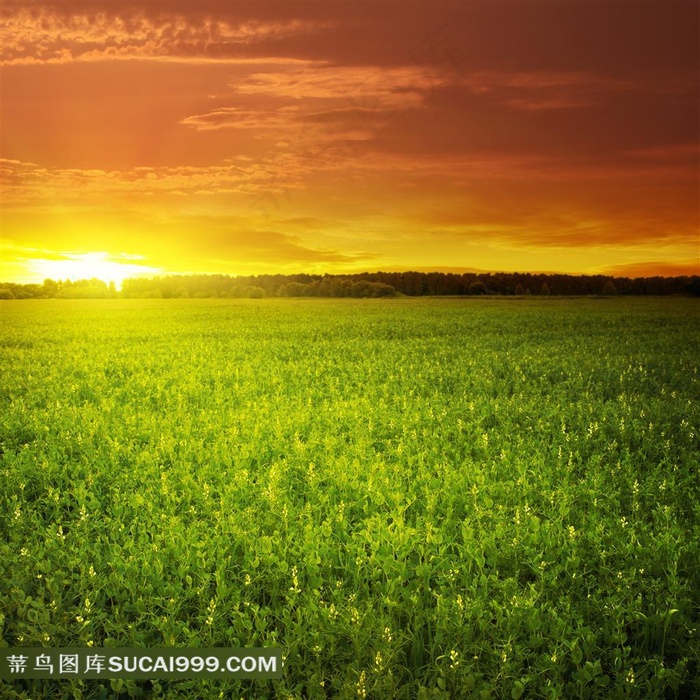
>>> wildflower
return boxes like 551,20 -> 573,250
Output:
356,670 -> 367,698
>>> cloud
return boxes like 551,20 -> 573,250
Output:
1,8 -> 333,64
622,143 -> 700,162
2,209 -> 371,276
501,96 -> 593,111
176,63 -> 443,174
180,107 -> 301,132
286,216 -> 330,228
197,228 -> 367,264
0,158 -> 306,208
599,260 -> 700,278
232,65 -> 445,107
459,70 -> 692,112
393,168 -> 699,251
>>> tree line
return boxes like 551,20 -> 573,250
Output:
1,271 -> 698,300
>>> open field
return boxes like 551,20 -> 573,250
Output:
1,297 -> 699,699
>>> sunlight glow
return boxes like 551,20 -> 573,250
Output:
27,252 -> 162,290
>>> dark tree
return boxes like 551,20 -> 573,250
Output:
602,280 -> 618,296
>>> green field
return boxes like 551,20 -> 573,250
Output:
1,297 -> 699,699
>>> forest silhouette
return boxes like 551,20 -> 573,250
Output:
1,271 -> 698,300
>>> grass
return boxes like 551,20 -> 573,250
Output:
1,297 -> 699,699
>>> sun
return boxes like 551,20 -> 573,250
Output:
27,251 -> 161,290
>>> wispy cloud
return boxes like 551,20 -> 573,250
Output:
599,259 -> 699,278
622,143 -> 700,162
232,65 -> 445,105
180,107 -> 302,132
1,8 -> 333,64
177,63 -> 450,184
460,70 -> 692,111
501,96 -> 592,111
0,158 -> 304,207
195,228 -> 368,264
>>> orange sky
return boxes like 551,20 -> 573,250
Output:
1,1 -> 698,285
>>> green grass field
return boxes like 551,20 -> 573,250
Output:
1,297 -> 699,699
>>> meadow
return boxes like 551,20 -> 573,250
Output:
1,297 -> 698,699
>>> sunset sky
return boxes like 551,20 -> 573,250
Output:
1,0 -> 698,285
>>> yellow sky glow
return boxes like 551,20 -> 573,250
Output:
20,252 -> 162,289
1,2 -> 698,283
